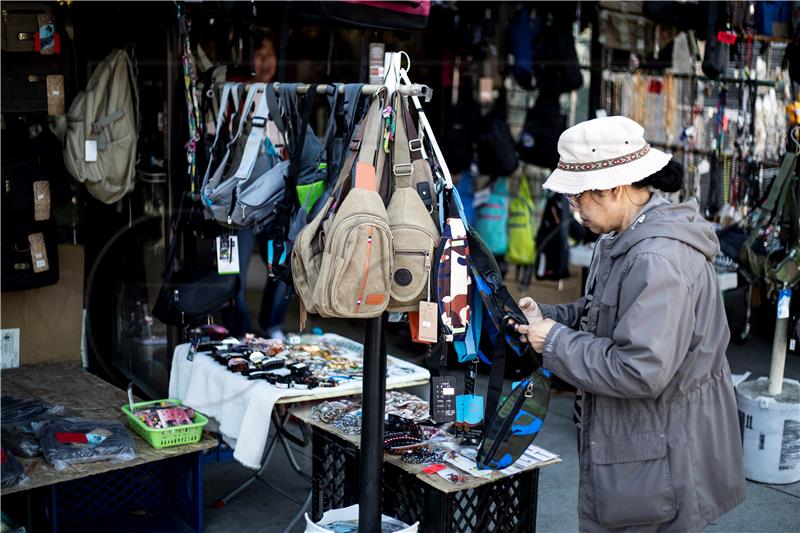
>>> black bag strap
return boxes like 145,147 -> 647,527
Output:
484,336 -> 507,422
162,194 -> 192,283
265,84 -> 284,133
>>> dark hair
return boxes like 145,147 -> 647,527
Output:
253,27 -> 275,51
632,160 -> 684,193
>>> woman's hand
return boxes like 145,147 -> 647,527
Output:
518,297 -> 543,323
514,318 -> 557,353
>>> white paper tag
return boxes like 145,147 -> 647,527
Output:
777,289 -> 791,320
85,140 -> 98,162
790,339 -> 797,351
216,235 -> 240,275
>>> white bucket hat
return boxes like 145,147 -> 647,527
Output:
543,116 -> 672,195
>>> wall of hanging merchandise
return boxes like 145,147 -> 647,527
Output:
603,60 -> 793,216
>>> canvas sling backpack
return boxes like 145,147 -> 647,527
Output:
64,49 -> 139,204
312,90 -> 393,318
387,91 -> 440,312
292,91 -> 393,319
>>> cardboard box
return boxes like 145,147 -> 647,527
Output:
0,245 -> 84,365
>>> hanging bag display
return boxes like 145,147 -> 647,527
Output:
63,49 -> 139,204
387,91 -> 440,312
436,186 -> 474,349
517,95 -> 567,169
229,83 -> 288,230
152,197 -> 240,326
740,152 -> 800,292
201,83 -> 260,225
476,88 -> 518,177
291,113 -> 369,318
507,176 -> 538,269
474,177 -> 510,256
201,82 -> 242,207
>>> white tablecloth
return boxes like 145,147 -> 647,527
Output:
169,333 -> 429,468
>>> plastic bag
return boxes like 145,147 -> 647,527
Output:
1,396 -> 55,423
1,428 -> 41,458
1,447 -> 28,488
37,418 -> 136,471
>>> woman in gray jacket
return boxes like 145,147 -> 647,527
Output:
514,117 -> 746,532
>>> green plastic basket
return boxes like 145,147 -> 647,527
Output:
121,399 -> 208,449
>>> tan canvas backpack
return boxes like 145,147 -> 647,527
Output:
64,49 -> 138,204
387,92 -> 440,312
292,90 -> 393,319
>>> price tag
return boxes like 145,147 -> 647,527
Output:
85,140 -> 98,162
216,235 -> 240,275
33,181 -> 50,221
417,301 -> 438,343
28,233 -> 49,273
777,289 -> 791,320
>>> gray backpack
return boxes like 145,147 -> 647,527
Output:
64,49 -> 139,204
201,83 -> 287,229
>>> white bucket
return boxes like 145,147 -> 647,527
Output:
304,505 -> 419,533
736,377 -> 800,484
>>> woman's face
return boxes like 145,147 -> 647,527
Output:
568,189 -> 623,234
254,39 -> 277,83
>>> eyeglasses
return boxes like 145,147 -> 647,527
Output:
564,191 -> 584,208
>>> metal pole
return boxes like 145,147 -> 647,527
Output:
768,287 -> 790,396
359,315 -> 387,533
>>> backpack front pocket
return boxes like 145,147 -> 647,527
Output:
327,221 -> 392,318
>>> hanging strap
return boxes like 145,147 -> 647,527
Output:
392,92 -> 414,187
357,90 -> 387,170
401,95 -> 424,162
265,84 -> 284,133
234,83 -> 271,180
399,67 -> 453,189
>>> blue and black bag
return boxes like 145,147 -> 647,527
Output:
466,229 -> 552,471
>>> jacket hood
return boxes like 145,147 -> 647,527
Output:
608,196 -> 719,260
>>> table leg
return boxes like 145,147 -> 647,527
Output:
213,429 -> 281,507
214,410 -> 312,506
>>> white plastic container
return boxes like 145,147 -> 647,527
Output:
736,377 -> 800,484
304,505 -> 419,533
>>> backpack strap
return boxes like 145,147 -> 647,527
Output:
392,92 -> 414,188
401,95 -> 424,162
233,83 -> 271,180
357,90 -> 387,171
265,84 -> 284,133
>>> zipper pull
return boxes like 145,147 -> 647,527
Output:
524,381 -> 534,398
173,289 -> 180,302
227,215 -> 232,226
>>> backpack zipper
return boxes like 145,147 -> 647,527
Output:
354,227 -> 375,313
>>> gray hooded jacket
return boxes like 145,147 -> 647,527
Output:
539,196 -> 745,532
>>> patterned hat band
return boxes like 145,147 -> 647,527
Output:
557,143 -> 651,172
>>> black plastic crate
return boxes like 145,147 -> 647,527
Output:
46,452 -> 203,533
311,429 -> 538,533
